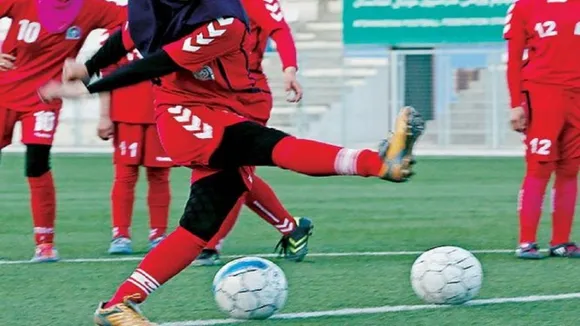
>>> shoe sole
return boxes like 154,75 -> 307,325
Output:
30,257 -> 60,263
108,248 -> 133,255
380,106 -> 425,181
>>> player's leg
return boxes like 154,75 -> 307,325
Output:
548,94 -> 580,258
94,168 -> 248,325
516,85 -> 564,259
193,169 -> 246,266
108,123 -> 144,254
20,109 -> 60,262
245,176 -> 313,262
143,124 -> 173,250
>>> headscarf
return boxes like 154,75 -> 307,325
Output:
128,0 -> 249,55
37,0 -> 84,34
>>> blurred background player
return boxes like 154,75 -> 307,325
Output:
96,29 -> 172,255
505,0 -> 580,259
193,0 -> 312,266
0,0 -> 125,262
40,0 -> 423,321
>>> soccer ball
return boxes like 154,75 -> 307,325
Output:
410,246 -> 483,305
212,256 -> 288,320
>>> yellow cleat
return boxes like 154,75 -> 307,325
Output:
378,106 -> 425,182
94,295 -> 156,326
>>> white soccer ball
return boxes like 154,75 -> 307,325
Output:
212,257 -> 288,320
410,246 -> 483,305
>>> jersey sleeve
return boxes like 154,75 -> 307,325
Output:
163,18 -> 245,72
504,0 -> 527,108
0,0 -> 17,18
243,0 -> 297,70
90,0 -> 127,30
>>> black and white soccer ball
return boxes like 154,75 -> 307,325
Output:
212,257 -> 288,320
410,246 -> 483,305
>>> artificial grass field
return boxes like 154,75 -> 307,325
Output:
0,155 -> 578,325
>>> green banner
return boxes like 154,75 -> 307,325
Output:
343,0 -> 512,45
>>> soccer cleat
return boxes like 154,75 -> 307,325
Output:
378,106 -> 425,182
192,249 -> 222,266
108,237 -> 133,255
549,242 -> 580,258
94,295 -> 156,326
148,236 -> 165,251
515,242 -> 544,259
275,217 -> 313,262
31,243 -> 60,263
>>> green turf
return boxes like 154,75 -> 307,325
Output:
0,155 -> 578,326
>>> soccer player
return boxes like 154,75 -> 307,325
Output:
39,0 -> 424,323
97,29 -> 173,255
505,0 -> 580,259
193,0 -> 311,266
0,0 -> 126,262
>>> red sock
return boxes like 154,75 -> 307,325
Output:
105,226 -> 206,307
28,171 -> 56,245
111,165 -> 139,239
206,196 -> 245,251
518,161 -> 553,244
550,161 -> 579,246
272,137 -> 382,177
245,176 -> 296,236
146,167 -> 171,240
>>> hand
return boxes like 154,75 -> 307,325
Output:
0,53 -> 16,71
38,80 -> 89,102
62,58 -> 89,82
283,67 -> 303,103
97,117 -> 114,141
510,106 -> 527,132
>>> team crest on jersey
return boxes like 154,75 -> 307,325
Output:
193,66 -> 215,81
65,26 -> 81,40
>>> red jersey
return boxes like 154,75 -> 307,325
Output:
504,0 -> 580,107
121,19 -> 255,116
0,0 -> 126,112
100,29 -> 155,124
241,0 -> 297,90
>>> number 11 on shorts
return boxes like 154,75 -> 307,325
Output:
119,141 -> 138,157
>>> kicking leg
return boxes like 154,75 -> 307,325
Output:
146,167 -> 171,250
27,144 -> 59,263
94,169 -> 247,325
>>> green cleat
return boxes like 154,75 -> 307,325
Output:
378,106 -> 425,182
275,217 -> 313,262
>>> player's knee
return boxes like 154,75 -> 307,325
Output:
526,160 -> 556,179
179,169 -> 247,241
25,144 -> 51,177
146,167 -> 170,184
209,121 -> 289,169
555,158 -> 580,179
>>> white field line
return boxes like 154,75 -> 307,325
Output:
159,292 -> 580,326
0,249 -> 514,265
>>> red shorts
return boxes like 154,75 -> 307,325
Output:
237,91 -> 273,125
522,82 -> 580,162
156,104 -> 253,187
0,108 -> 59,149
113,122 -> 173,167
